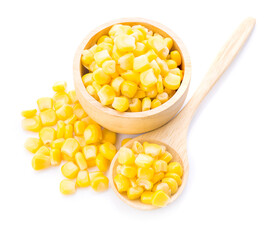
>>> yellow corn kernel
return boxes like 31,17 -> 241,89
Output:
146,87 -> 158,98
76,170 -> 90,187
137,167 -> 154,180
61,138 -> 80,158
129,98 -> 142,112
60,179 -> 76,195
37,97 -> 53,111
134,89 -> 146,99
51,138 -> 65,149
97,85 -> 116,105
21,109 -> 37,118
114,174 -> 130,193
39,109 -> 57,126
156,92 -> 169,103
56,120 -> 65,138
102,128 -> 117,144
24,137 -> 42,153
156,75 -> 164,93
81,47 -> 96,68
64,124 -> 73,139
133,54 -> 151,72
97,35 -> 113,45
117,147 -> 135,165
152,172 -> 165,184
53,92 -> 71,105
50,148 -> 61,166
39,127 -> 56,145
52,81 -> 67,92
142,97 -> 151,111
36,146 -> 50,156
170,50 -> 182,66
116,165 -> 123,174
145,49 -> 158,62
112,96 -> 129,112
96,153 -> 109,172
89,61 -> 99,72
56,104 -> 73,121
156,58 -> 169,77
143,142 -> 162,157
121,138 -> 132,146
118,53 -> 134,70
62,153 -> 74,162
158,47 -> 169,60
73,121 -> 85,136
111,77 -> 124,95
82,145 -> 97,161
81,116 -> 95,126
102,60 -> 116,75
132,25 -> 148,37
91,175 -> 109,192
151,99 -> 162,109
121,165 -> 137,178
141,191 -> 154,204
132,141 -> 143,154
121,71 -> 140,85
152,190 -> 170,207
136,178 -> 153,190
96,42 -> 113,54
164,73 -> 181,90
120,81 -> 138,98
114,34 -> 136,52
150,60 -> 161,77
111,45 -> 123,61
165,173 -> 182,186
153,160 -> 167,173
129,178 -> 138,187
135,154 -> 154,168
162,177 -> 178,194
93,68 -> 111,85
86,85 -> 99,100
73,103 -> 87,120
82,73 -> 94,86
74,152 -> 87,170
131,28 -> 144,41
94,49 -> 112,67
89,171 -> 103,182
153,182 -> 171,196
74,136 -> 86,148
61,162 -> 79,179
166,59 -> 177,69
68,90 -> 78,104
168,161 -> 183,177
84,124 -> 102,144
86,158 -> 96,168
22,115 -> 42,132
65,114 -> 77,125
164,37 -> 173,50
127,186 -> 144,200
99,142 -> 116,161
133,42 -> 146,56
32,154 -> 51,170
160,151 -> 173,163
148,36 -> 165,53
109,24 -> 133,38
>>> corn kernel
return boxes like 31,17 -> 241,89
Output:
131,29 -> 144,41
168,161 -> 183,177
153,160 -> 167,173
120,138 -> 131,147
84,124 -> 102,144
133,54 -> 151,72
118,53 -> 134,70
142,97 -> 151,111
135,154 -> 154,168
160,151 -> 173,163
127,186 -> 144,200
65,114 -> 77,125
156,92 -> 169,103
111,77 -> 124,95
143,142 -> 161,157
22,115 -> 42,132
132,141 -> 143,154
137,167 -> 154,180
52,81 -> 67,92
73,121 -> 86,136
146,87 -> 158,98
96,42 -> 113,54
82,73 -> 94,86
74,152 -> 87,170
133,42 -> 146,56
21,109 -> 37,118
81,116 -> 95,126
112,97 -> 129,112
36,146 -> 50,156
166,59 -> 177,69
61,162 -> 79,179
156,75 -> 164,93
134,89 -> 146,99
60,179 -> 76,195
53,92 -> 70,105
114,174 -> 130,193
99,142 -> 116,160
37,97 -> 53,111
89,61 -> 99,72
148,36 -> 165,53
56,120 -> 65,138
51,138 -> 65,149
152,190 -> 170,207
110,24 -> 133,38
118,147 -> 135,165
98,85 -> 116,105
156,57 -> 169,76
129,98 -> 142,112
152,172 -> 165,184
141,191 -> 154,204
91,175 -> 109,192
73,103 -> 87,119
102,128 -> 117,144
114,34 -> 136,52
74,136 -> 86,148
170,50 -> 182,66
89,171 -> 103,182
86,85 -> 99,100
164,73 -> 181,90
68,90 -> 78,104
121,81 -> 137,98
151,99 -> 161,109
165,173 -> 182,186
153,182 -> 171,196
96,153 -> 109,172
164,37 -> 173,50
81,47 -> 95,68
24,137 -> 42,153
102,60 -> 116,75
121,71 -> 140,85
76,170 -> 90,187
32,154 -> 51,170
64,124 -> 73,139
93,68 -> 111,85
97,35 -> 113,45
121,165 -> 137,178
39,127 -> 56,145
136,178 -> 153,190
50,148 -> 61,166
94,49 -> 112,67
82,145 -> 97,161
162,177 -> 178,194
61,138 -> 80,158
132,25 -> 148,37
39,109 -> 57,126
56,104 -> 73,121
62,153 -> 74,162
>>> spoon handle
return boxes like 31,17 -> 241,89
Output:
180,17 -> 256,124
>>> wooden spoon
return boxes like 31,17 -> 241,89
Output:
109,17 -> 256,210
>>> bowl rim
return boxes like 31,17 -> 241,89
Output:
73,17 -> 191,119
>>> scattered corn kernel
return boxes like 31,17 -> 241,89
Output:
64,124 -> 73,139
52,81 -> 67,92
162,177 -> 178,194
51,138 -> 65,149
60,179 -> 76,195
39,127 -> 56,145
121,165 -> 137,178
50,148 -> 61,166
76,170 -> 90,187
96,153 -> 109,172
74,121 -> 86,136
137,167 -> 154,180
39,109 -> 57,126
61,138 -> 80,158
61,162 -> 79,179
135,154 -> 154,168
36,146 -> 50,156
84,124 -> 102,144
112,97 -> 129,112
21,109 -> 37,118
91,175 -> 109,192
114,174 -> 130,193
56,120 -> 65,138
24,137 -> 42,153
75,152 -> 87,170
165,172 -> 182,186
118,147 -> 135,165
152,190 -> 170,207
102,128 -> 117,144
141,191 -> 154,204
127,186 -> 144,200
37,97 -> 53,111
99,142 -> 116,160
32,154 -> 51,170
22,115 -> 42,132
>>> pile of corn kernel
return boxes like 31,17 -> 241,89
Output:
114,141 -> 183,207
22,81 -> 118,194
81,24 -> 184,112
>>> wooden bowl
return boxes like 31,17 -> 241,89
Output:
73,18 -> 191,134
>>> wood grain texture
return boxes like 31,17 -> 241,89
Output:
109,17 -> 256,210
73,18 -> 192,134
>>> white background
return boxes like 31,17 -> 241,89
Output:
0,0 -> 268,239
